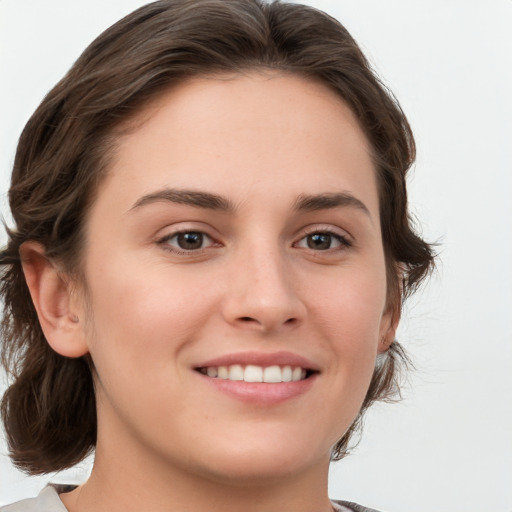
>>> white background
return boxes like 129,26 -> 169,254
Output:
1,1 -> 511,511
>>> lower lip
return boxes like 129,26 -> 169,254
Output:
197,372 -> 317,405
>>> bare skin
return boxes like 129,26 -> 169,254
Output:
22,72 -> 397,512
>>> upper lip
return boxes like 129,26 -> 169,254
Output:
194,351 -> 320,371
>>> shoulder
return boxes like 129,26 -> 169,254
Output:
1,485 -> 73,512
0,499 -> 35,512
332,499 -> 383,512
3,490 -> 380,512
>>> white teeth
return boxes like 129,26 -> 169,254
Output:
218,366 -> 228,379
244,365 -> 263,382
263,365 -> 282,383
202,364 -> 308,383
292,367 -> 303,381
228,364 -> 244,381
282,366 -> 292,382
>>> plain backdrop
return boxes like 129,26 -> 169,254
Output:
1,1 -> 511,511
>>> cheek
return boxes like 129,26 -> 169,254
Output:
312,266 -> 387,339
310,268 -> 387,382
82,255 -> 215,372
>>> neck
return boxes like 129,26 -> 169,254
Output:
60,400 -> 335,512
61,441 -> 333,512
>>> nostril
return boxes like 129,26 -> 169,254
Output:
237,316 -> 297,326
234,314 -> 300,330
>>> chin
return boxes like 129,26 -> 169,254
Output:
185,436 -> 331,486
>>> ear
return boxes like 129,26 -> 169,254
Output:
377,302 -> 401,354
20,242 -> 89,358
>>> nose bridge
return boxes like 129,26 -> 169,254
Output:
222,236 -> 304,331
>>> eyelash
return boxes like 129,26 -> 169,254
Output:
294,229 -> 352,252
158,230 -> 217,255
157,227 -> 352,255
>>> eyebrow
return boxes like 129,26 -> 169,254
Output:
294,192 -> 371,217
130,188 -> 371,220
130,188 -> 235,212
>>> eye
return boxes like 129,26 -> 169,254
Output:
160,231 -> 215,252
295,231 -> 350,251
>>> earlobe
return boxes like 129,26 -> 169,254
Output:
378,307 -> 400,354
378,266 -> 404,353
20,242 -> 89,358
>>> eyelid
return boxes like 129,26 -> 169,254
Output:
155,223 -> 222,255
293,224 -> 353,250
297,224 -> 352,241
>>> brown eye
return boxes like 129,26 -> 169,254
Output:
161,231 -> 214,252
176,232 -> 204,250
307,233 -> 333,250
296,231 -> 350,251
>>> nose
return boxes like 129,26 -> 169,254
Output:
220,246 -> 306,333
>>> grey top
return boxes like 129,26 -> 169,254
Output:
0,486 -> 69,512
0,485 -> 381,512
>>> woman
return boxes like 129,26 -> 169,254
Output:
0,1 -> 434,511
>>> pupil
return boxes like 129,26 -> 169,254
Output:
177,232 -> 203,250
307,233 -> 331,250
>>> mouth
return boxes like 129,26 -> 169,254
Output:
194,352 -> 319,404
196,364 -> 315,383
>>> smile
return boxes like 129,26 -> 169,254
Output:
198,364 -> 310,383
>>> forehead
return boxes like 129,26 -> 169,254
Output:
101,71 -> 378,217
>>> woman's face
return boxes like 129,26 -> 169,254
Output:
76,72 -> 396,483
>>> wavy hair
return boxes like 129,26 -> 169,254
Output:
0,0 -> 434,474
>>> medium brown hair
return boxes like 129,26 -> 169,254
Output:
0,0 -> 434,474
